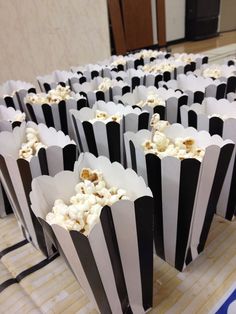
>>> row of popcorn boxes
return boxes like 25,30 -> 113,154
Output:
0,118 -> 235,312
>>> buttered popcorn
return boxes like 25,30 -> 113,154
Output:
18,127 -> 47,161
202,67 -> 222,79
46,168 -> 129,235
136,93 -> 165,108
142,114 -> 205,161
141,61 -> 175,74
25,85 -> 73,105
89,110 -> 122,123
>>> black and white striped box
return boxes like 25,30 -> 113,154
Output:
70,101 -> 150,166
0,122 -> 79,257
124,124 -> 234,271
30,153 -> 154,314
181,97 -> 236,220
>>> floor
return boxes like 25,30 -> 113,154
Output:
0,214 -> 236,314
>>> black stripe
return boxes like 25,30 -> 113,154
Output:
216,83 -> 226,100
96,91 -> 105,102
77,98 -> 88,110
17,158 -> 49,257
129,141 -> 137,173
198,143 -> 234,253
122,86 -> 130,96
225,155 -> 236,220
44,83 -> 51,93
188,110 -> 198,129
184,64 -> 191,74
1,183 -> 12,215
193,91 -> 204,104
58,100 -> 68,135
0,253 -> 59,293
82,121 -> 98,156
177,95 -> 188,123
138,112 -> 150,130
202,56 -> 208,64
91,71 -> 99,79
71,115 -> 84,152
190,61 -> 196,72
146,154 -> 165,260
4,96 -> 15,109
209,117 -> 223,137
134,197 -> 154,310
26,103 -> 38,123
100,206 -> 130,313
106,122 -> 121,162
117,64 -> 124,72
154,105 -> 165,120
42,104 -> 55,128
134,59 -> 143,69
0,239 -> 28,259
0,279 -> 18,293
0,155 -> 27,230
37,148 -> 49,175
154,75 -> 162,88
163,71 -> 171,82
63,144 -> 78,171
131,77 -> 140,91
175,159 -> 200,271
12,121 -> 21,129
226,76 -> 236,94
70,231 -> 112,314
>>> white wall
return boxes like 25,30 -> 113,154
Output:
165,0 -> 186,42
0,0 -> 110,85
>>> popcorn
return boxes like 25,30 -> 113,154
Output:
135,49 -> 161,59
141,61 -> 175,74
25,85 -> 74,105
143,116 -> 205,161
110,57 -> 127,67
89,110 -> 122,124
202,67 -> 222,79
18,127 -> 47,161
46,168 -> 130,235
136,94 -> 165,108
97,78 -> 115,92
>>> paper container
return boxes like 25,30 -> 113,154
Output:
116,86 -> 188,124
159,74 -> 228,105
124,125 -> 234,271
172,53 -> 208,70
26,96 -> 88,139
71,64 -> 110,81
0,80 -> 36,119
30,153 -> 154,314
0,122 -> 78,256
37,70 -> 85,92
193,64 -> 236,94
70,101 -> 149,165
70,76 -> 131,107
181,98 -> 236,220
0,105 -> 26,217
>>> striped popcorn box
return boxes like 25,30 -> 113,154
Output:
124,124 -> 234,271
71,64 -> 111,81
181,97 -> 236,221
0,80 -> 36,119
0,122 -> 79,257
0,105 -> 26,217
25,87 -> 88,139
193,64 -> 236,94
159,74 -> 228,105
70,101 -> 149,166
70,76 -> 130,107
116,85 -> 188,124
172,53 -> 208,71
30,153 -> 154,314
37,70 -> 85,92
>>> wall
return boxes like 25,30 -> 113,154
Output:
165,0 -> 186,42
0,0 -> 110,85
219,0 -> 236,32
